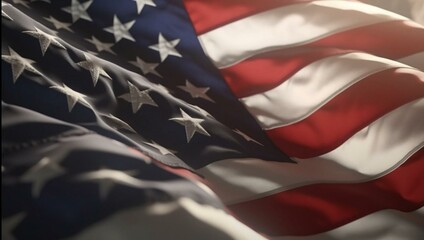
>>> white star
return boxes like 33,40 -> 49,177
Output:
43,16 -> 73,32
149,33 -> 182,62
23,27 -> 66,56
11,0 -> 30,8
77,53 -> 111,86
133,0 -> 156,14
102,114 -> 136,133
20,157 -> 66,198
2,213 -> 26,240
178,80 -> 215,102
76,168 -> 138,200
119,81 -> 158,113
130,57 -> 161,77
86,36 -> 115,54
62,0 -> 93,23
2,3 -> 13,20
50,83 -> 92,112
145,141 -> 176,156
104,15 -> 135,43
1,47 -> 41,83
170,109 -> 210,143
233,129 -> 263,146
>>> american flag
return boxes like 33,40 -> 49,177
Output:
1,0 -> 423,239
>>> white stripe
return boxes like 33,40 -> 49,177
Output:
240,52 -> 411,129
73,197 -> 265,240
274,207 -> 424,240
398,51 -> 424,71
198,1 -> 407,68
199,99 -> 424,204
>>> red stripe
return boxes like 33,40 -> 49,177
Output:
183,0 -> 314,35
221,21 -> 424,98
229,148 -> 424,236
221,48 -> 350,98
267,68 -> 424,158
